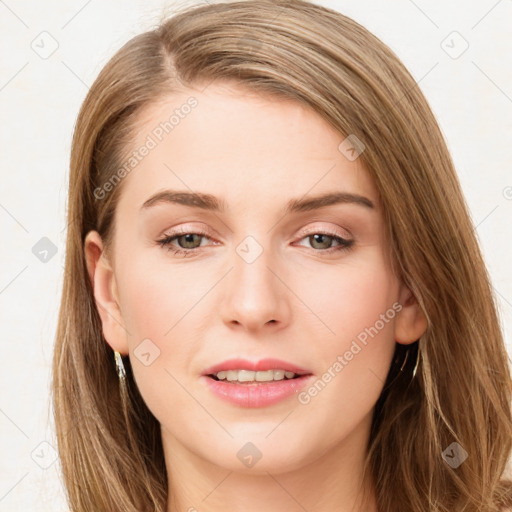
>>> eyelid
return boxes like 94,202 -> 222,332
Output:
295,223 -> 352,241
160,223 -> 217,239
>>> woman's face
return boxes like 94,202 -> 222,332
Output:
86,81 -> 425,475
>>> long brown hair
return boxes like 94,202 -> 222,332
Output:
52,1 -> 512,510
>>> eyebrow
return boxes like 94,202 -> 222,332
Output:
140,190 -> 375,214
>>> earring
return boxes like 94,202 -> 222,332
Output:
114,350 -> 126,380
398,347 -> 410,373
399,342 -> 420,382
411,345 -> 420,379
114,350 -> 129,411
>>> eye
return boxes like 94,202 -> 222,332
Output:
156,228 -> 214,257
294,231 -> 354,253
156,228 -> 354,257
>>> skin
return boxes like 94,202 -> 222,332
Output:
85,81 -> 427,512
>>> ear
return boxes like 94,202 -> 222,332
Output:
84,230 -> 129,355
394,283 -> 427,345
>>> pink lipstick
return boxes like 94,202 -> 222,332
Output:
201,358 -> 314,408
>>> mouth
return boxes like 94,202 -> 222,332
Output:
201,358 -> 314,407
207,369 -> 304,384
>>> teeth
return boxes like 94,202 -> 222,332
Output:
214,370 -> 297,382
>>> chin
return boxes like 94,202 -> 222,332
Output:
195,431 -> 322,475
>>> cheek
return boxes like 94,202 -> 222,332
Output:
292,255 -> 399,420
114,252 -> 205,420
293,250 -> 399,345
117,248 -> 201,338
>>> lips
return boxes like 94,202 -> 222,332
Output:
201,358 -> 315,408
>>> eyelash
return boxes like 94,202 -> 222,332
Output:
156,227 -> 354,257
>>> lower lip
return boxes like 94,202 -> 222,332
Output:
201,375 -> 314,408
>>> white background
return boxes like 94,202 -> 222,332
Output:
1,0 -> 511,510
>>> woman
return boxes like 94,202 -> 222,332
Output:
52,0 -> 512,510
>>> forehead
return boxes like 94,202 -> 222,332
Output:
114,82 -> 378,215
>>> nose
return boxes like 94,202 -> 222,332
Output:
220,241 -> 290,333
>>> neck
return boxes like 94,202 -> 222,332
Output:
163,413 -> 378,512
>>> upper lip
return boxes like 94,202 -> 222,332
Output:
203,358 -> 313,376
